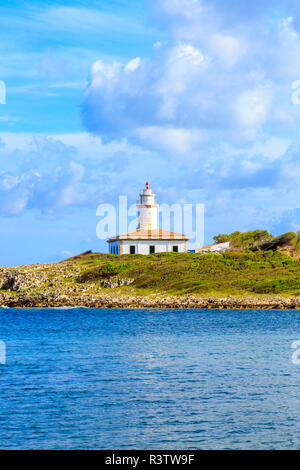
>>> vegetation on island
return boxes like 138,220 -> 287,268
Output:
73,248 -> 300,296
1,231 -> 300,305
213,229 -> 274,249
213,229 -> 300,252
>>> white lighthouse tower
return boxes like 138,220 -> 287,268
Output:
137,181 -> 158,230
107,181 -> 189,255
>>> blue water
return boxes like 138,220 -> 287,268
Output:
0,307 -> 300,449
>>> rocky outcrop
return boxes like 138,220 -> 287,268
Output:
0,263 -> 78,293
259,232 -> 296,250
0,271 -> 47,291
0,272 -> 22,291
253,232 -> 300,258
101,278 -> 134,288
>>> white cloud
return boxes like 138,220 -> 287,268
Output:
235,86 -> 273,129
89,60 -> 122,89
210,34 -> 246,66
247,137 -> 291,160
135,126 -> 203,155
84,1 -> 300,158
155,43 -> 205,120
60,250 -> 74,257
125,58 -> 141,73
0,132 -> 172,216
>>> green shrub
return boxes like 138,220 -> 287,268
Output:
214,229 -> 274,249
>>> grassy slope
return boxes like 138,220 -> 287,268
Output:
2,250 -> 300,299
71,250 -> 300,297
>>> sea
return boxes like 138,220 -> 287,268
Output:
0,307 -> 299,450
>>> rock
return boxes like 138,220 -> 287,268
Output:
0,272 -> 28,291
1,290 -> 300,309
257,232 -> 297,252
101,278 -> 134,288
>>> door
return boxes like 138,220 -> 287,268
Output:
130,245 -> 136,254
150,245 -> 155,254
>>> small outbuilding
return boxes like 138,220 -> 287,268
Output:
195,241 -> 230,253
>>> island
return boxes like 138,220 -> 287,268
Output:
1,231 -> 300,309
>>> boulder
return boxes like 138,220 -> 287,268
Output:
101,278 -> 134,288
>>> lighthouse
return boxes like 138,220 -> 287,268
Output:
107,182 -> 189,255
137,181 -> 158,230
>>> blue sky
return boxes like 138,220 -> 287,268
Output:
2,0 -> 300,265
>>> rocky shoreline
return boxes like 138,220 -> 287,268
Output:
1,292 -> 300,309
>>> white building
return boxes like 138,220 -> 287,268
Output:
107,182 -> 189,255
196,241 -> 230,253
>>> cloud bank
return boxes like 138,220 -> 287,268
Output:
3,0 -> 300,252
80,0 -> 300,237
82,0 -> 300,152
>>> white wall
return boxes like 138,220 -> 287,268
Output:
121,239 -> 186,255
137,206 -> 158,230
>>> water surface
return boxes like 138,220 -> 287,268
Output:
0,307 -> 299,449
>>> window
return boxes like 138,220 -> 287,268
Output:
150,245 -> 155,254
173,246 -> 178,252
130,245 -> 136,254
